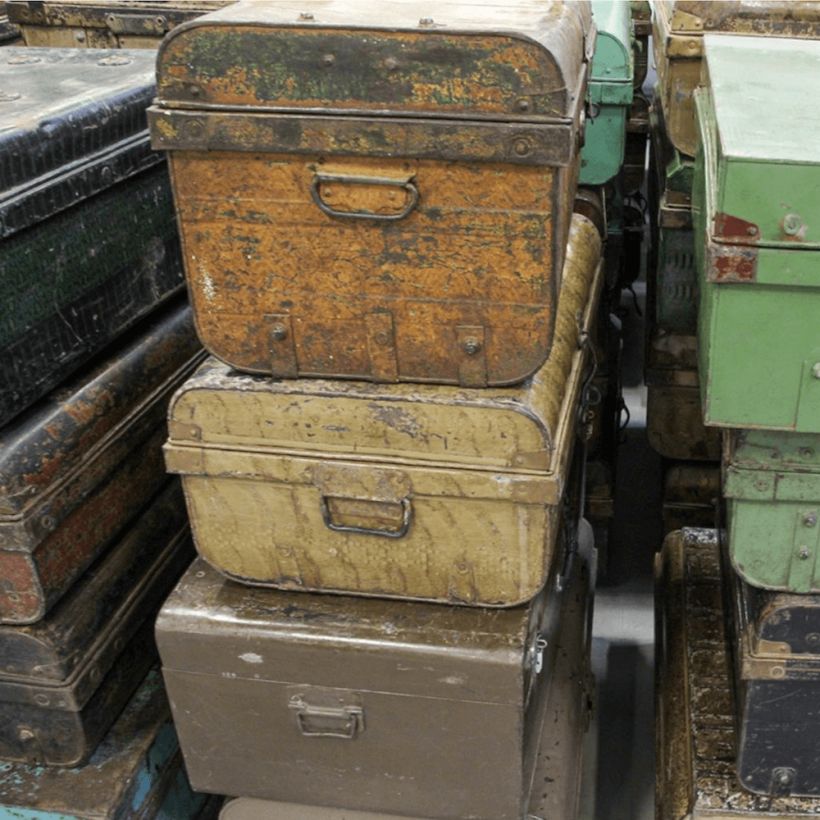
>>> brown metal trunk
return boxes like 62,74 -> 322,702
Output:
156,513 -> 590,820
149,0 -> 594,385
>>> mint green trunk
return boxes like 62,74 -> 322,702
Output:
694,36 -> 820,432
579,0 -> 633,185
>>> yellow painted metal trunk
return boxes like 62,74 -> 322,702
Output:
164,213 -> 603,607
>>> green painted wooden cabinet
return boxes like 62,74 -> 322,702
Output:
694,35 -> 820,432
579,0 -> 633,185
725,429 -> 820,593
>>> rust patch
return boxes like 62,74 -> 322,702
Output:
708,243 -> 758,283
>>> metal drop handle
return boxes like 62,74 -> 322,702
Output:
311,172 -> 419,221
320,495 -> 412,538
289,696 -> 364,740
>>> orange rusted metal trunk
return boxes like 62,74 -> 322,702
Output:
150,0 -> 595,386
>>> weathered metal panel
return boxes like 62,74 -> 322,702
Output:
0,300 -> 204,624
653,0 -> 820,157
0,48 -> 188,425
579,0 -> 633,185
645,331 -> 721,462
723,429 -> 820,593
655,527 -> 820,818
164,213 -> 602,606
727,559 -> 820,798
156,511 -> 587,820
0,668 -> 213,819
148,0 -> 593,385
0,483 -> 192,767
661,462 -> 719,535
6,1 -> 231,48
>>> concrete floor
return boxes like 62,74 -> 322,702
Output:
579,283 -> 660,820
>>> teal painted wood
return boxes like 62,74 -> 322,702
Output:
580,0 -> 633,185
0,669 -> 210,820
725,429 -> 820,592
694,36 -> 820,432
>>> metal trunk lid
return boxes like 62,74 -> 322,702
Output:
589,0 -> 632,90
698,35 -> 820,261
0,47 -> 160,237
653,1 -> 820,158
155,0 -> 593,129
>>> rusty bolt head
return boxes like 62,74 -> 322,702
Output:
805,512 -> 818,528
462,338 -> 482,356
799,546 -> 811,561
783,213 -> 803,236
374,331 -> 392,346
418,16 -> 434,26
97,55 -> 131,67
385,57 -> 399,71
799,447 -> 815,458
299,11 -> 315,20
746,225 -> 758,236
812,362 -> 820,379
18,728 -> 35,742
517,98 -> 531,112
75,31 -> 86,42
271,324 -> 288,342
774,767 -> 794,786
322,53 -> 335,66
806,633 -> 820,648
513,137 -> 532,157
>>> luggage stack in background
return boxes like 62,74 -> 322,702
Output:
0,3 -> 19,45
145,1 -> 621,816
655,15 -> 820,817
577,0 -> 638,573
5,0 -> 232,47
0,46 -> 211,818
648,1 -> 721,536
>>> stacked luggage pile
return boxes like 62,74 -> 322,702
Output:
107,0 -> 633,816
0,13 -> 229,816
653,4 -> 820,817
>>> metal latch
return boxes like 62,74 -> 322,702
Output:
530,636 -> 548,674
105,13 -> 169,36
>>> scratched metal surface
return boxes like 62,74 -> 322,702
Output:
0,483 -> 193,767
0,300 -> 203,624
0,668 -> 211,819
656,528 -> 820,817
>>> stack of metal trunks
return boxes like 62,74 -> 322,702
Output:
653,5 -> 820,816
129,1 -> 639,816
0,5 -> 233,814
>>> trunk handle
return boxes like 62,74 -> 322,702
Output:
319,495 -> 412,539
310,172 -> 419,221
289,696 -> 365,740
